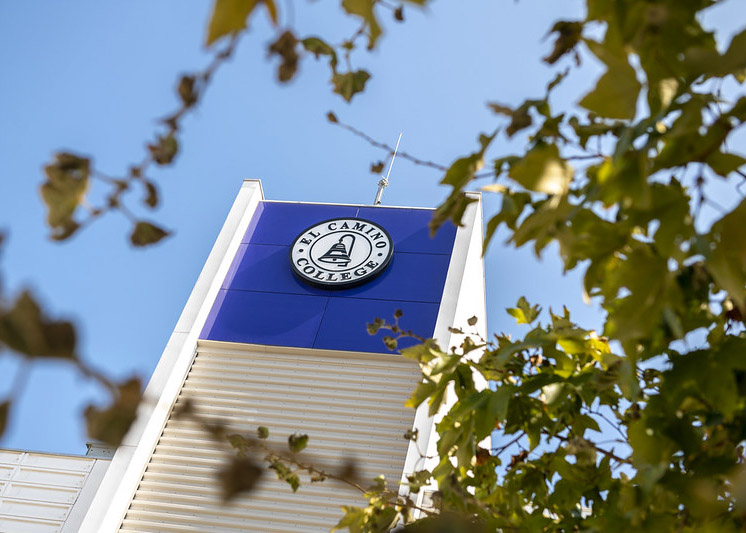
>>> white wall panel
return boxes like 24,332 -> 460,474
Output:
119,341 -> 421,532
0,450 -> 110,533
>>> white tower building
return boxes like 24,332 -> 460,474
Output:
0,180 -> 486,532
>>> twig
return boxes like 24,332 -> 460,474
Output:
565,153 -> 605,161
330,118 -> 449,172
182,408 -> 438,516
587,408 -> 628,442
54,35 -> 241,240
76,360 -> 118,395
546,431 -> 631,464
492,432 -> 525,456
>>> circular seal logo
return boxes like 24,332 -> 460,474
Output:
290,218 -> 393,288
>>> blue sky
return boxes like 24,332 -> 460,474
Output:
0,1 -> 742,455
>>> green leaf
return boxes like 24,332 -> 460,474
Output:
572,413 -> 601,436
508,143 -> 571,195
706,199 -> 746,312
475,387 -> 512,438
527,426 -> 541,451
602,246 -> 671,342
490,386 -> 513,422
449,390 -> 488,421
482,190 -> 531,252
257,426 -> 269,439
227,433 -> 250,455
331,70 -> 370,102
288,433 -> 309,453
488,102 -> 532,137
428,385 -> 447,417
332,506 -> 366,533
683,27 -> 746,79
579,40 -> 641,120
0,291 -> 76,359
441,134 -> 493,190
341,0 -> 381,50
366,317 -> 385,335
595,150 -> 650,207
382,335 -> 397,351
568,116 -> 623,149
429,191 -> 477,236
507,297 -> 541,325
400,340 -> 439,363
628,419 -> 670,468
405,380 -> 436,408
269,460 -> 300,492
543,20 -> 583,64
556,208 -> 629,271
705,150 -> 746,178
129,221 -> 171,247
302,36 -> 338,69
635,181 -> 692,259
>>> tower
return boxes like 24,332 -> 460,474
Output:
79,180 -> 486,532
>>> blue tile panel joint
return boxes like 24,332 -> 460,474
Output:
200,201 -> 458,354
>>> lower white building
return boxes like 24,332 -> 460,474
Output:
0,445 -> 110,532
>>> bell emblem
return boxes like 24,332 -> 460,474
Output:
318,234 -> 356,267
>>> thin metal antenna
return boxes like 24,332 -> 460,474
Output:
373,132 -> 402,206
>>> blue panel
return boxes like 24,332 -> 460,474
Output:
245,202 -> 359,246
314,297 -> 440,353
202,289 -> 328,348
202,201 -> 458,353
356,207 -> 457,255
337,252 -> 451,303
224,243 -> 330,296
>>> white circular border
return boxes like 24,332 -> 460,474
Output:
289,217 -> 394,289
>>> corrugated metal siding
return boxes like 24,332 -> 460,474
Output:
120,343 -> 421,532
0,450 -> 99,532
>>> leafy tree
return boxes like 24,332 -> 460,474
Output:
344,1 -> 746,531
3,0 -> 746,532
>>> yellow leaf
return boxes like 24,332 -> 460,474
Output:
480,183 -> 508,193
341,0 -> 382,50
659,78 -> 678,109
206,0 -> 259,46
264,0 -> 278,25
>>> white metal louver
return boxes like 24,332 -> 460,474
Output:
119,340 -> 421,533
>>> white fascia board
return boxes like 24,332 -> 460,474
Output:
261,199 -> 437,211
399,194 -> 485,496
61,459 -> 110,533
79,180 -> 264,533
